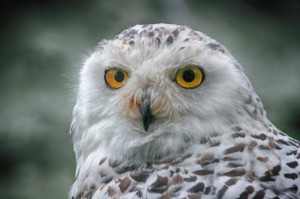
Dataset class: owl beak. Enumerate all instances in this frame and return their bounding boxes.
[140,99,154,132]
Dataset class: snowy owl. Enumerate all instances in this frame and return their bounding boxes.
[69,24,300,199]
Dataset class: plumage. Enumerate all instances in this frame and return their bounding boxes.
[69,23,300,199]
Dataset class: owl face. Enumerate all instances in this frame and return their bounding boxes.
[74,24,264,164]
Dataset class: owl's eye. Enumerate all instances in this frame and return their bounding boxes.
[175,66,205,89]
[105,68,129,89]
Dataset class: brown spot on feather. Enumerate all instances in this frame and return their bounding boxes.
[187,182,205,193]
[155,37,161,47]
[224,143,246,154]
[222,169,246,177]
[246,185,255,194]
[222,156,238,161]
[197,154,219,166]
[225,178,238,186]
[166,35,174,45]
[135,190,142,198]
[253,190,265,199]
[73,192,83,199]
[204,186,211,194]
[284,173,298,180]
[107,186,116,197]
[179,46,185,51]
[130,172,149,182]
[172,174,183,184]
[128,40,134,46]
[259,145,271,150]
[148,31,154,37]
[100,175,113,184]
[115,166,135,174]
[150,175,168,188]
[108,159,121,168]
[206,43,225,53]
[200,137,208,144]
[193,169,214,175]
[217,178,237,198]
[276,139,290,146]
[259,165,281,181]
[232,126,242,132]
[248,141,257,151]
[268,136,276,149]
[287,150,297,155]
[251,133,267,141]
[187,194,201,199]
[184,175,197,182]
[227,162,245,168]
[287,161,298,168]
[288,140,299,147]
[119,177,131,193]
[289,184,298,192]
[170,153,192,164]
[161,192,171,199]
[218,186,228,198]
[99,157,107,165]
[172,29,179,37]
[257,156,269,162]
[232,132,246,138]
[210,140,220,147]
[238,191,249,199]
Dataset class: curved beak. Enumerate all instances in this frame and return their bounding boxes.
[140,99,155,131]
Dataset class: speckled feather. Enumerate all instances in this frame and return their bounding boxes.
[69,24,300,199]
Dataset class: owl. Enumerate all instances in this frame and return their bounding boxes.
[69,24,300,199]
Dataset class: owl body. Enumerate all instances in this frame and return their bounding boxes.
[70,24,300,199]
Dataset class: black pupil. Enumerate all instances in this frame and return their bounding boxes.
[182,70,195,82]
[114,71,124,82]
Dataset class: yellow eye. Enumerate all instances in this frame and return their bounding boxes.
[175,66,205,89]
[104,68,129,89]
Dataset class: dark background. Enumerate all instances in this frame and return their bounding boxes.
[0,0,299,198]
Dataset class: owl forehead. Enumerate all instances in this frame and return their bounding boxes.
[116,24,198,46]
[97,24,229,68]
[114,24,215,47]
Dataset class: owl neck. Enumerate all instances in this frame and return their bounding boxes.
[71,115,273,199]
[76,112,270,172]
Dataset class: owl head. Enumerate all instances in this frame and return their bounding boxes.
[71,23,266,169]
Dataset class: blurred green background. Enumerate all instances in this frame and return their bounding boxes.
[0,0,299,198]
